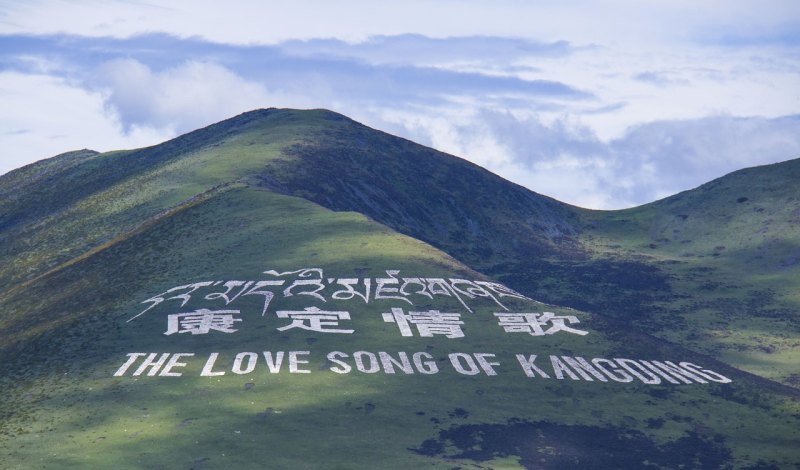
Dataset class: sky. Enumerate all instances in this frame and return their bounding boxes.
[1,1,799,209]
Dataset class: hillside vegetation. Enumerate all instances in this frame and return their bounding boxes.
[1,109,798,468]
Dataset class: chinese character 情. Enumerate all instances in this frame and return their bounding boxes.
[382,308,464,338]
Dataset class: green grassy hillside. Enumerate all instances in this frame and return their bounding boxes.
[0,110,330,290]
[470,160,800,386]
[573,160,800,386]
[1,109,799,468]
[204,109,799,388]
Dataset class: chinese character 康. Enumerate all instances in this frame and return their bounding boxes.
[164,309,242,335]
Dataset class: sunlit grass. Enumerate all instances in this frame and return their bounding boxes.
[2,110,799,468]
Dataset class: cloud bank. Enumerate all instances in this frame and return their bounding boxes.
[1,2,798,209]
[407,111,800,208]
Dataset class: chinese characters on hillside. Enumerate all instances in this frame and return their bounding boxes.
[115,267,735,386]
[128,268,588,339]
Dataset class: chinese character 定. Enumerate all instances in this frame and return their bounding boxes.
[276,307,354,334]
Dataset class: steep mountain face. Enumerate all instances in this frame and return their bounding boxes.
[1,109,798,469]
[219,110,800,387]
[0,110,318,289]
[251,114,583,259]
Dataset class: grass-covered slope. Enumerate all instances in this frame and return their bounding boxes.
[1,108,799,468]
[0,110,370,290]
[1,184,798,469]
[578,159,800,386]
[216,109,799,388]
[251,113,583,262]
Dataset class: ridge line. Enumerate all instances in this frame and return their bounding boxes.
[1,181,244,302]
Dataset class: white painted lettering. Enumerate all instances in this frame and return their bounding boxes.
[232,352,258,375]
[327,351,352,374]
[262,351,284,373]
[474,353,500,376]
[412,352,439,374]
[449,353,480,375]
[560,356,607,382]
[678,362,732,383]
[201,352,226,377]
[114,353,146,377]
[354,351,380,373]
[614,358,661,384]
[550,355,579,380]
[133,353,170,376]
[591,358,633,383]
[379,352,414,374]
[289,351,311,374]
[515,354,551,379]
[159,353,194,377]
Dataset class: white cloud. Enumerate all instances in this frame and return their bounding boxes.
[1,3,798,208]
[2,1,798,46]
[515,45,800,140]
[0,59,315,175]
[93,59,293,134]
[614,115,800,180]
[378,108,800,209]
[0,70,169,175]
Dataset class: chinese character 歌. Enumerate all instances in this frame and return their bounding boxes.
[494,311,588,336]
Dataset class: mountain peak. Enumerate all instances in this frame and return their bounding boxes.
[211,107,356,131]
[2,109,800,468]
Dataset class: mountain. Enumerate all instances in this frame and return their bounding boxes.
[576,159,800,386]
[1,108,798,469]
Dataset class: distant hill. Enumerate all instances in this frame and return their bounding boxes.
[1,109,798,468]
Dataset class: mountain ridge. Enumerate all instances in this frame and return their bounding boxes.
[1,108,799,468]
[2,108,798,387]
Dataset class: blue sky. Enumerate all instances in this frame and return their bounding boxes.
[1,1,799,209]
